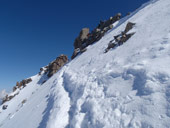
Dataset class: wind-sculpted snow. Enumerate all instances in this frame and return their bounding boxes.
[1,0,170,127]
[60,67,170,127]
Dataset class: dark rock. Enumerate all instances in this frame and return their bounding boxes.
[39,68,44,75]
[48,54,68,77]
[44,69,48,74]
[105,41,117,53]
[2,94,15,104]
[8,95,14,100]
[71,48,80,60]
[124,22,136,34]
[103,25,113,32]
[111,13,121,23]
[127,12,131,16]
[45,66,48,68]
[114,22,136,44]
[42,80,47,84]
[74,28,90,49]
[118,32,135,45]
[114,33,122,42]
[40,68,43,72]
[16,82,20,87]
[2,95,8,104]
[79,28,90,41]
[22,99,27,104]
[97,13,121,30]
[105,22,136,53]
[19,81,23,88]
[15,78,32,89]
[26,78,32,84]
[21,80,26,87]
[72,13,122,59]
[80,48,87,53]
[2,105,8,110]
[13,86,17,92]
[97,20,104,29]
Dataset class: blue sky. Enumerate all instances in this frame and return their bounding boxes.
[0,0,148,91]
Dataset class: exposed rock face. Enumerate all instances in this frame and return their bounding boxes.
[74,28,90,49]
[16,82,20,87]
[97,13,121,30]
[2,105,8,110]
[2,95,13,104]
[117,32,135,45]
[13,86,17,92]
[2,95,8,104]
[71,48,80,59]
[71,13,121,59]
[2,92,19,105]
[47,54,68,77]
[39,55,68,77]
[126,12,131,16]
[124,22,136,34]
[105,22,136,52]
[105,41,117,53]
[18,78,32,88]
[39,68,44,75]
[22,99,27,104]
[79,28,90,41]
[13,78,32,92]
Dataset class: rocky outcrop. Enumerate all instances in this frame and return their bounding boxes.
[105,41,117,53]
[42,54,69,77]
[47,54,68,77]
[117,32,135,45]
[2,95,8,104]
[1,91,19,105]
[13,86,17,92]
[2,105,8,110]
[71,13,122,59]
[71,48,80,59]
[15,78,32,89]
[12,78,32,93]
[39,68,44,75]
[2,54,68,105]
[2,95,14,104]
[22,99,27,104]
[124,22,136,34]
[74,28,90,49]
[39,54,68,77]
[97,13,121,30]
[115,22,136,45]
[105,22,136,52]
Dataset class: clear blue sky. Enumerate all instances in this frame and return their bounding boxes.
[0,0,148,91]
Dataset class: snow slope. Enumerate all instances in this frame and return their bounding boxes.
[1,0,170,127]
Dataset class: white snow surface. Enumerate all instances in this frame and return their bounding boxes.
[1,0,170,127]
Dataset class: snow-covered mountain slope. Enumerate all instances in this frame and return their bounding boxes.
[1,0,170,127]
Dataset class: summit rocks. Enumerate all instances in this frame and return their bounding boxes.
[47,54,68,77]
[71,13,121,59]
